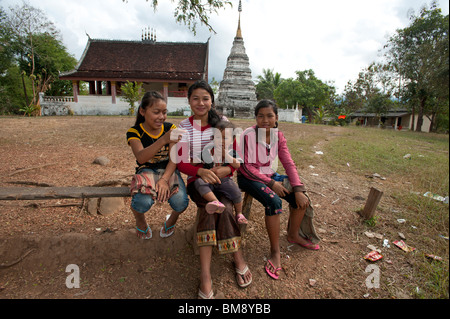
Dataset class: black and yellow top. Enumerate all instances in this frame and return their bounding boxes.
[126,122,176,171]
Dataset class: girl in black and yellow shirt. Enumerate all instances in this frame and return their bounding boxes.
[126,91,189,239]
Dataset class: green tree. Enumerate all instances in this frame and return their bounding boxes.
[295,69,334,123]
[383,1,449,132]
[17,32,77,97]
[365,92,393,127]
[121,81,144,116]
[273,78,303,109]
[256,68,282,100]
[4,2,65,115]
[123,0,232,35]
[0,8,14,74]
[209,77,220,94]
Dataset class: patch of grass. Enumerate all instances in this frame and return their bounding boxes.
[324,127,449,193]
[323,126,449,299]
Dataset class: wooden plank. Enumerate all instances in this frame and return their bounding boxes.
[361,187,383,220]
[240,193,253,234]
[0,187,130,201]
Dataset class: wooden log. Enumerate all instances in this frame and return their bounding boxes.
[0,187,130,201]
[361,187,383,220]
[240,193,253,234]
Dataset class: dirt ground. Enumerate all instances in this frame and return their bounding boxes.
[0,116,432,300]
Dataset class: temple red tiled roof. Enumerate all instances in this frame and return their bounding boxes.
[60,38,209,82]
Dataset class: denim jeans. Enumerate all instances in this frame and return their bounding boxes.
[131,169,189,214]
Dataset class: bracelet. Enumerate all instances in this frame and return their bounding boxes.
[160,177,169,184]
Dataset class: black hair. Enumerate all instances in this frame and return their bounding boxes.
[134,91,165,126]
[254,99,278,117]
[188,80,222,127]
[215,120,236,131]
[254,100,279,142]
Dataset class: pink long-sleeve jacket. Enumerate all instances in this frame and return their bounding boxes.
[238,125,306,193]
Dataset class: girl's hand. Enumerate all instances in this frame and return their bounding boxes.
[295,192,309,210]
[155,177,170,202]
[210,166,232,179]
[271,181,289,197]
[197,168,221,185]
[165,128,186,144]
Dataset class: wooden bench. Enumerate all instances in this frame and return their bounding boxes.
[0,186,255,255]
[0,187,131,201]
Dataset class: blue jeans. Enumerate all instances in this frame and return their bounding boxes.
[131,169,189,214]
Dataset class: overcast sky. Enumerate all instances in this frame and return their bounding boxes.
[1,0,448,94]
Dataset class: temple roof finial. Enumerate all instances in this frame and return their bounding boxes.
[236,0,242,38]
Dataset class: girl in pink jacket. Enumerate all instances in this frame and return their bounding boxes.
[237,99,319,280]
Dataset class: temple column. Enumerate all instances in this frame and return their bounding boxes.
[111,81,117,104]
[88,81,95,95]
[163,82,169,102]
[96,81,102,95]
[72,80,79,103]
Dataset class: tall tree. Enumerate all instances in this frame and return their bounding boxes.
[5,2,60,114]
[17,32,77,96]
[4,2,76,115]
[295,69,334,123]
[383,1,449,132]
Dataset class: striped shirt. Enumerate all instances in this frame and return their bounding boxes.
[177,116,232,184]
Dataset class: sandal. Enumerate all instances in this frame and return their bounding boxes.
[287,239,320,250]
[160,215,175,238]
[198,280,214,299]
[236,213,248,225]
[136,225,152,240]
[235,264,252,288]
[265,259,282,280]
[205,200,225,214]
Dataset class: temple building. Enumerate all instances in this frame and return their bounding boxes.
[45,30,209,115]
[215,1,257,118]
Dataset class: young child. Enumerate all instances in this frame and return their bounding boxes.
[237,99,319,280]
[194,120,247,225]
[126,91,189,239]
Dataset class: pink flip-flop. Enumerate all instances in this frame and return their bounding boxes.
[236,213,248,225]
[265,260,282,280]
[205,200,225,214]
[288,239,320,250]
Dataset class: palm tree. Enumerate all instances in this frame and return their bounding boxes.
[256,68,282,100]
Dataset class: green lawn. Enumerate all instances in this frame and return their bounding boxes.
[322,126,449,299]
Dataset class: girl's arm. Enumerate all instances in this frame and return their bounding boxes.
[239,133,274,186]
[224,149,241,170]
[156,143,177,202]
[277,133,306,192]
[130,129,178,165]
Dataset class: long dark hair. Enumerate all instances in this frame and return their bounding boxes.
[254,99,278,117]
[254,99,279,143]
[134,91,165,126]
[254,99,279,128]
[188,80,222,127]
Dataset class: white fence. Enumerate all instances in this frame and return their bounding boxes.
[40,93,303,123]
[40,93,190,116]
